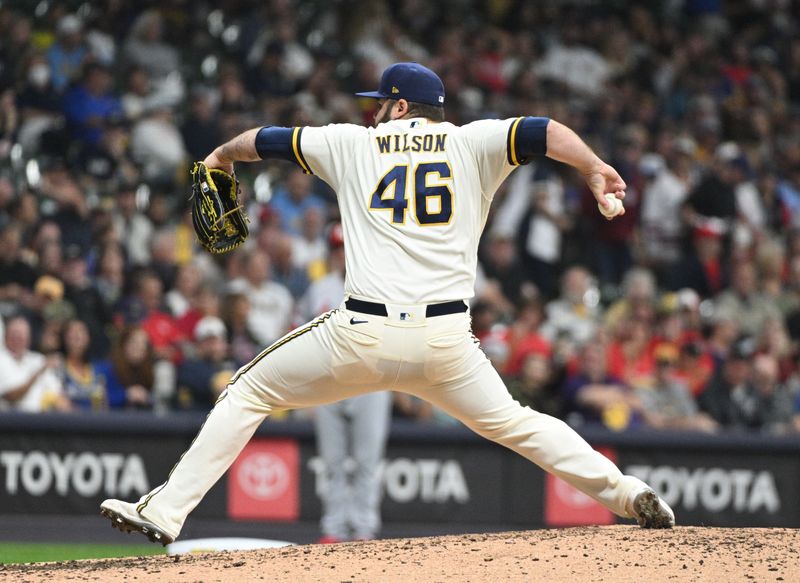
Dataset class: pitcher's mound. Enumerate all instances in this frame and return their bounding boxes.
[4,526,798,582]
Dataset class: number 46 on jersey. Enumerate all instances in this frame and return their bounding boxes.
[369,162,453,226]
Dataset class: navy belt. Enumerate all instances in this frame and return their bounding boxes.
[345,298,468,318]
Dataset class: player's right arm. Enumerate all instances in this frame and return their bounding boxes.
[465,116,625,216]
[544,120,626,216]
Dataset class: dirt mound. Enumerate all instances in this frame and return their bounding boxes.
[3,526,798,583]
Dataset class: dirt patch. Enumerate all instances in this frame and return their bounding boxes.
[2,526,798,583]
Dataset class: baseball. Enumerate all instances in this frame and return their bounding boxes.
[598,193,623,218]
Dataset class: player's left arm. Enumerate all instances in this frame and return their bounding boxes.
[202,124,363,188]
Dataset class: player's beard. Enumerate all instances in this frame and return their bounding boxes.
[374,101,392,126]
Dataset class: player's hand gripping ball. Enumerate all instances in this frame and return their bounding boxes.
[190,161,250,254]
[597,193,624,219]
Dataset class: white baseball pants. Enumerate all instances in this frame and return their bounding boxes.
[133,302,649,539]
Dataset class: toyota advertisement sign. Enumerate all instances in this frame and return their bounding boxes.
[2,416,800,528]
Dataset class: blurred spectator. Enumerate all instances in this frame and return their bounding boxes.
[0,315,68,412]
[130,108,187,184]
[673,340,715,398]
[540,266,599,354]
[636,343,717,433]
[61,248,109,358]
[95,326,156,409]
[228,249,293,347]
[268,168,327,235]
[122,10,181,82]
[291,207,328,277]
[0,223,38,316]
[94,243,125,311]
[503,297,551,379]
[61,62,122,147]
[698,336,756,428]
[507,351,561,418]
[604,267,657,334]
[682,143,741,241]
[174,316,237,412]
[639,137,697,278]
[166,263,202,318]
[222,292,259,366]
[714,260,781,337]
[47,14,88,93]
[479,232,537,310]
[670,219,728,297]
[111,181,154,266]
[607,318,656,390]
[59,319,107,410]
[492,159,568,298]
[180,88,222,162]
[268,234,310,300]
[563,343,644,431]
[127,271,184,362]
[16,53,63,153]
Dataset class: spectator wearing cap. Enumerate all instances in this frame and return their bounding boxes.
[714,260,781,338]
[697,336,756,427]
[47,14,88,93]
[669,218,728,297]
[174,316,237,412]
[0,315,68,413]
[637,343,717,433]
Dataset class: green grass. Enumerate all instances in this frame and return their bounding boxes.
[0,542,166,564]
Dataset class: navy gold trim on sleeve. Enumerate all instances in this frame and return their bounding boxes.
[507,116,550,166]
[255,126,313,174]
[292,127,313,175]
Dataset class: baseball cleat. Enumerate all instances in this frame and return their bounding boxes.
[100,499,174,546]
[632,489,675,529]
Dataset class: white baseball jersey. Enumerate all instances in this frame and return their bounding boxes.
[111,114,666,543]
[297,118,521,304]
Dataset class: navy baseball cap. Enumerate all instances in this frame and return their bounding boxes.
[356,62,445,106]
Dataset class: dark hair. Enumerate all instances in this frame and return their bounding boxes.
[405,101,445,122]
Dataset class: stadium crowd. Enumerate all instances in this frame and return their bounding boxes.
[1,0,800,435]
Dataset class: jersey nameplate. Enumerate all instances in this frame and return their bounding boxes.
[376,134,447,154]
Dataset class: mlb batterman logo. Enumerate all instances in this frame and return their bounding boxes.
[237,452,289,500]
[227,439,300,521]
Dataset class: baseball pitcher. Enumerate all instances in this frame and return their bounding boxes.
[101,62,673,544]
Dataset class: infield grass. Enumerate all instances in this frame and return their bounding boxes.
[0,542,165,564]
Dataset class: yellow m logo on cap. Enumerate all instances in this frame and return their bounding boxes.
[391,86,400,94]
